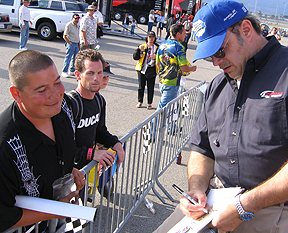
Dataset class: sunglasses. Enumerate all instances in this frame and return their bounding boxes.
[213,26,235,58]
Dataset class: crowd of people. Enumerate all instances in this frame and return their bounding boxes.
[6,0,288,232]
[261,25,283,40]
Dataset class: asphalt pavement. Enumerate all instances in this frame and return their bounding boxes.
[1,22,288,232]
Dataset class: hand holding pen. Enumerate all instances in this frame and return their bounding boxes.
[173,184,208,214]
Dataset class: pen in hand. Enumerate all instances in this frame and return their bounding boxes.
[172,184,208,214]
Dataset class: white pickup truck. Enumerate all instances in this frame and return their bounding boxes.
[0,0,87,40]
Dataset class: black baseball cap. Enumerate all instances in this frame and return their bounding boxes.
[147,31,156,37]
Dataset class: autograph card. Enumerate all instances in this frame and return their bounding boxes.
[168,187,242,233]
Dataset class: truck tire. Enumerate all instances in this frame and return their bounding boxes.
[37,22,57,40]
[114,12,121,21]
[138,15,147,24]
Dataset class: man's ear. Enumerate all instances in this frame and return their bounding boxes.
[241,19,253,38]
[9,86,22,103]
[75,70,81,81]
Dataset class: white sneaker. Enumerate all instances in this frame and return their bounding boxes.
[20,47,28,50]
[61,72,69,78]
[69,71,75,76]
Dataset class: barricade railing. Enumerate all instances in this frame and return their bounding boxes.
[152,81,205,203]
[3,81,205,233]
[82,107,166,233]
[81,81,205,233]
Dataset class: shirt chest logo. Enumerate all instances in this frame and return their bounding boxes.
[77,113,100,128]
[260,90,283,98]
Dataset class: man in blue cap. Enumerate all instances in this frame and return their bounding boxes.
[154,0,288,232]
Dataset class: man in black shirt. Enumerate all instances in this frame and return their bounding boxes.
[0,50,85,231]
[155,0,288,232]
[73,49,125,169]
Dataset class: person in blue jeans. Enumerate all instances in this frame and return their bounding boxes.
[148,9,155,32]
[131,18,137,35]
[156,24,196,110]
[19,0,31,50]
[153,24,196,135]
[62,14,80,78]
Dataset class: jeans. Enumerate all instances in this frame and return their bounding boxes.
[148,22,153,32]
[19,21,29,49]
[62,42,79,73]
[131,25,135,34]
[123,23,128,31]
[152,83,180,138]
[191,31,196,41]
[157,83,179,110]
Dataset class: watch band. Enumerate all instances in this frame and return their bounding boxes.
[235,194,255,221]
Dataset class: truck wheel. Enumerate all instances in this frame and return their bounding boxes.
[114,12,121,21]
[37,22,57,40]
[138,15,147,24]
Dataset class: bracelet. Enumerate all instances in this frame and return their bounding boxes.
[87,148,93,160]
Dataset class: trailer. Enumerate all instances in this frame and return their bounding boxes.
[108,0,202,24]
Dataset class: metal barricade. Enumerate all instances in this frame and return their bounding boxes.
[152,81,205,203]
[81,81,205,232]
[81,107,166,233]
[3,82,205,233]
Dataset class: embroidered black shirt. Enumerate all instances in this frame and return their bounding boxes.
[0,99,75,231]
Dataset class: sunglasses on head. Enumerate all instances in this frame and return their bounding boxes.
[213,26,235,59]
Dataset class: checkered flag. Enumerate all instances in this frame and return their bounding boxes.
[65,199,89,232]
[65,218,89,233]
[142,122,152,155]
[182,95,189,116]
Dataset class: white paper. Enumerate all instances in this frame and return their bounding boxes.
[15,195,97,221]
[168,187,242,233]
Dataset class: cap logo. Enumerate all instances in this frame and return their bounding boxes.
[224,9,237,21]
[193,19,206,37]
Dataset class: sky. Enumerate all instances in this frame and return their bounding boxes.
[204,0,288,16]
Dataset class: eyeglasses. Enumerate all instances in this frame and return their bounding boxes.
[213,26,235,58]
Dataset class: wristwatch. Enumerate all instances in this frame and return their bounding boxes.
[235,194,255,221]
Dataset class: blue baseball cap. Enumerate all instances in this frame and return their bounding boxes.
[192,0,248,62]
